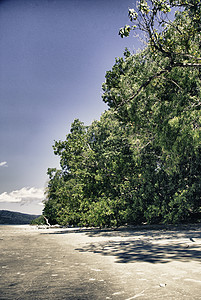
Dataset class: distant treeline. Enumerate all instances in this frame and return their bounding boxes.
[0,210,40,225]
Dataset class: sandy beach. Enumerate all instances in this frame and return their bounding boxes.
[1,224,201,299]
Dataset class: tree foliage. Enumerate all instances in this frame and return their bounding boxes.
[119,1,201,63]
[103,2,201,224]
[44,113,142,227]
[43,1,201,226]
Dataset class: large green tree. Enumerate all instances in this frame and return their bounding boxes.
[44,119,89,225]
[119,0,201,101]
[44,1,201,226]
[44,112,141,227]
[102,2,201,223]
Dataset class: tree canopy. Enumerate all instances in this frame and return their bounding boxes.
[43,1,201,227]
[119,0,201,65]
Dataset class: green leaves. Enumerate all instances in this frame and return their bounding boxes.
[103,3,201,224]
[119,25,132,38]
[138,0,150,14]
[128,9,138,21]
[120,0,201,71]
[44,1,201,227]
[152,0,171,12]
[44,111,141,227]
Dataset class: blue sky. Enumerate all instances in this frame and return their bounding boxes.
[0,0,140,214]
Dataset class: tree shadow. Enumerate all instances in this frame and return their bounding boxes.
[41,224,201,264]
[75,238,201,263]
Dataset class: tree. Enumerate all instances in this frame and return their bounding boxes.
[119,0,201,100]
[44,1,201,226]
[102,4,201,223]
[44,112,144,227]
[43,120,89,225]
[85,110,140,226]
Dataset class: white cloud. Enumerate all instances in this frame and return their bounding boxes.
[0,161,8,167]
[0,187,45,205]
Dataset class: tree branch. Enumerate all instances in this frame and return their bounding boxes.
[118,66,172,107]
[117,58,201,108]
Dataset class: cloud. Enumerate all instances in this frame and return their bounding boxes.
[0,187,45,206]
[0,161,8,167]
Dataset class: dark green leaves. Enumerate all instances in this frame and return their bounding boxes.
[44,2,201,227]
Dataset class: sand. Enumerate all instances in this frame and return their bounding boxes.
[0,224,201,299]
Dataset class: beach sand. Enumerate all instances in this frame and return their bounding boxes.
[0,224,201,299]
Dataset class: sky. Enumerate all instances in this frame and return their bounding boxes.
[0,0,140,215]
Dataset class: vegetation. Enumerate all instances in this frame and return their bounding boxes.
[0,210,40,225]
[30,215,46,225]
[43,0,201,227]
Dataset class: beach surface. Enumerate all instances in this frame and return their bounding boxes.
[0,224,201,299]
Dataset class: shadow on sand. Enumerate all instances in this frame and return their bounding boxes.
[41,224,201,264]
[75,238,201,264]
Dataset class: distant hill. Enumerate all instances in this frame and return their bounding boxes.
[0,210,40,225]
